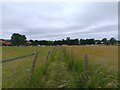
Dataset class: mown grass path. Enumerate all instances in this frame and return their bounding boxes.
[42,47,77,88]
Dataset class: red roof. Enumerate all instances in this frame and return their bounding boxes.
[0,40,11,45]
[4,42,11,45]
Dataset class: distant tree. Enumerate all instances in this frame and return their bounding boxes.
[80,39,95,45]
[62,39,66,44]
[74,38,79,45]
[28,39,34,46]
[11,33,27,46]
[118,40,120,45]
[33,40,39,45]
[39,40,48,45]
[86,39,95,45]
[80,39,85,45]
[29,39,33,42]
[109,37,117,45]
[53,40,62,45]
[47,41,53,46]
[101,38,108,45]
[66,37,70,45]
[69,38,79,45]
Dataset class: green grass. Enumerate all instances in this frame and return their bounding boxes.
[2,46,53,88]
[2,46,118,88]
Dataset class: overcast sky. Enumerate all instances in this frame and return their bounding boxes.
[2,2,118,40]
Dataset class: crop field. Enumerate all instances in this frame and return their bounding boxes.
[2,46,118,88]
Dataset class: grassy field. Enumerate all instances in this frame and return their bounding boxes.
[2,46,53,88]
[2,46,118,88]
[65,46,118,72]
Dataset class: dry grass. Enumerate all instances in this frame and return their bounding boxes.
[65,45,118,72]
[63,45,118,88]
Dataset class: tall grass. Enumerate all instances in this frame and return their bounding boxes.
[2,46,53,88]
[2,46,118,88]
[63,46,118,88]
[29,47,56,88]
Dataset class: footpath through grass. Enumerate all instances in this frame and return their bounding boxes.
[36,46,118,88]
[38,47,77,88]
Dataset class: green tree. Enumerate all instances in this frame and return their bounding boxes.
[11,33,27,46]
[109,37,117,45]
[101,38,108,45]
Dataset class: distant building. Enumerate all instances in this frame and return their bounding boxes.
[0,39,11,46]
[4,41,11,45]
[26,41,31,44]
[26,41,32,46]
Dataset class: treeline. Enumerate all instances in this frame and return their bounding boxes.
[29,37,119,46]
[2,33,120,46]
[29,38,79,46]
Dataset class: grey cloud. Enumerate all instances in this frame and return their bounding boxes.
[2,2,118,40]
